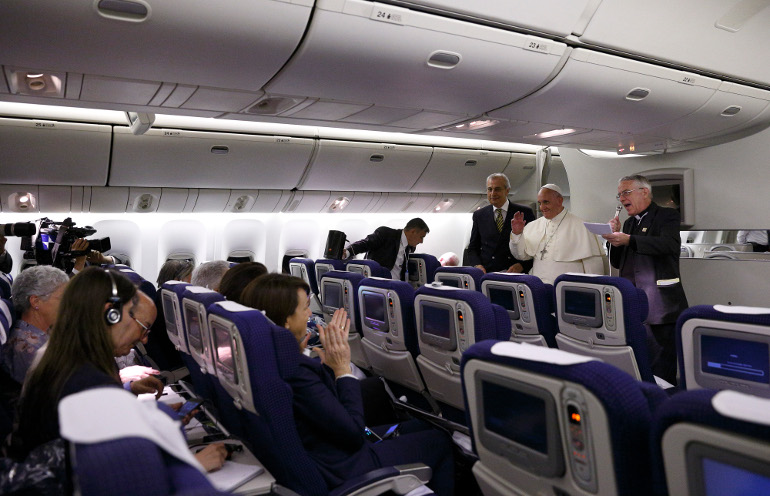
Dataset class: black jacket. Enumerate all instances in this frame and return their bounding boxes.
[465,203,535,273]
[609,202,689,325]
[349,226,409,272]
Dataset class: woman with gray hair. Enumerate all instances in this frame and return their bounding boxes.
[1,266,69,384]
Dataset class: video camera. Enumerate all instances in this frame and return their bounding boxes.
[22,217,111,272]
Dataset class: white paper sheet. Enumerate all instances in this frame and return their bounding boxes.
[583,222,613,235]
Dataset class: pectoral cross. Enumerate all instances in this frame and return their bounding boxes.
[540,248,547,260]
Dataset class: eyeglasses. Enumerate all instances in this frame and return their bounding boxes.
[129,312,151,337]
[616,188,644,200]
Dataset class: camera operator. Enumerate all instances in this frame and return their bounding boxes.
[70,239,123,274]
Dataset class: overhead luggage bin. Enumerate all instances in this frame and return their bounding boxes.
[410,148,512,193]
[0,118,111,186]
[642,82,770,142]
[404,0,601,37]
[580,0,770,87]
[490,49,721,136]
[265,0,568,116]
[0,0,313,92]
[302,140,432,192]
[110,127,315,189]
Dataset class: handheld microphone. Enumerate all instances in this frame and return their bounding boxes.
[614,205,622,218]
[0,223,36,237]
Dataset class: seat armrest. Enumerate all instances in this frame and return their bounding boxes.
[329,463,432,496]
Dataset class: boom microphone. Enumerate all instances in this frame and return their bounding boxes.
[0,223,36,237]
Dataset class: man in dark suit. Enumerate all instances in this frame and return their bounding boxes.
[465,173,535,273]
[346,218,429,280]
[603,174,689,385]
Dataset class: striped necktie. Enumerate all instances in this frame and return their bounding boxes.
[495,208,504,233]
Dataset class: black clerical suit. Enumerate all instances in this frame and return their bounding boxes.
[466,202,535,273]
[349,227,411,279]
[609,202,688,384]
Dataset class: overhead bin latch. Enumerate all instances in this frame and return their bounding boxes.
[427,51,462,70]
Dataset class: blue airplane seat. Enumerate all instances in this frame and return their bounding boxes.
[314,258,346,287]
[0,297,14,346]
[111,265,157,300]
[0,272,12,300]
[319,270,369,371]
[414,284,510,413]
[357,277,439,411]
[433,266,484,291]
[676,304,770,398]
[651,388,770,496]
[179,286,225,406]
[462,340,668,496]
[59,388,227,496]
[289,257,318,295]
[480,272,558,348]
[345,259,392,279]
[406,253,440,288]
[554,273,655,384]
[206,300,431,496]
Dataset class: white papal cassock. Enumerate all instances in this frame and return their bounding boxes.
[509,209,605,284]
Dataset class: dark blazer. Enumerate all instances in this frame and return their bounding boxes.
[0,252,11,274]
[609,202,689,325]
[466,202,535,273]
[349,226,410,272]
[289,355,379,489]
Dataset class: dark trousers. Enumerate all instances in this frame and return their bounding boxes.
[371,419,455,496]
[646,322,677,386]
[750,242,769,252]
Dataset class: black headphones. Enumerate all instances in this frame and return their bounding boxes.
[104,269,123,326]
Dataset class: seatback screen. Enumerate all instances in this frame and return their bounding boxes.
[488,286,520,320]
[323,281,342,310]
[422,303,451,339]
[211,320,237,385]
[184,303,203,353]
[700,334,769,384]
[290,264,302,278]
[483,381,547,454]
[161,293,178,337]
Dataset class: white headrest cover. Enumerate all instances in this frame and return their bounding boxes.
[712,390,770,427]
[491,341,598,365]
[187,286,217,295]
[713,304,770,315]
[59,388,205,472]
[215,300,257,313]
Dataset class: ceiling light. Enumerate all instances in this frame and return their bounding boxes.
[7,69,65,97]
[432,198,455,212]
[529,128,576,139]
[445,118,499,132]
[579,149,644,158]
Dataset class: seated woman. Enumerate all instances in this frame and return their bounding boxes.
[12,267,226,471]
[218,261,267,304]
[1,266,69,384]
[241,273,454,496]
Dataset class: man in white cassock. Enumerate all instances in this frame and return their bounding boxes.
[508,184,605,284]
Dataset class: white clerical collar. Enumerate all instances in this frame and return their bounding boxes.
[548,208,568,224]
[634,212,648,222]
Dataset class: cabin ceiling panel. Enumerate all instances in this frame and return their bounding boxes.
[442,193,486,213]
[581,0,770,86]
[340,106,422,125]
[490,49,721,136]
[250,190,289,213]
[302,139,433,192]
[192,189,231,212]
[88,187,129,213]
[38,186,74,213]
[403,0,601,37]
[0,0,313,92]
[109,127,315,189]
[369,193,438,213]
[0,118,111,186]
[157,189,193,213]
[265,0,568,116]
[410,148,512,193]
[283,191,333,213]
[179,88,262,113]
[80,76,161,105]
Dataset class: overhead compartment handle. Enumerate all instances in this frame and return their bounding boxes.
[426,51,461,70]
[96,0,150,22]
